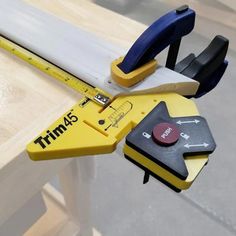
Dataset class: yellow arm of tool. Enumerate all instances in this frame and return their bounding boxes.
[27,93,209,190]
[28,93,201,160]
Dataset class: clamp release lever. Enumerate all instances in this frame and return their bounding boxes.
[111,5,195,87]
[175,35,229,97]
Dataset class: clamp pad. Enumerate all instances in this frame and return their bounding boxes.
[111,57,157,87]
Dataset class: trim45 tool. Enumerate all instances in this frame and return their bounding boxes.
[0,4,228,191]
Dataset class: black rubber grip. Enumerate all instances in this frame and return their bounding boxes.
[178,35,229,84]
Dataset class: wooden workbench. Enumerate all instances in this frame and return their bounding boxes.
[0,0,147,235]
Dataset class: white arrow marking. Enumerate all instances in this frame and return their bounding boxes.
[184,143,209,149]
[176,119,200,125]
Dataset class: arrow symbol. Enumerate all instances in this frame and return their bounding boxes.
[184,143,209,149]
[177,119,200,125]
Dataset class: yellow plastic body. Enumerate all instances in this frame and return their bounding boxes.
[27,93,209,190]
[111,56,157,87]
[123,145,207,190]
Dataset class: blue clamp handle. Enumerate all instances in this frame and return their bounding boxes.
[119,5,195,74]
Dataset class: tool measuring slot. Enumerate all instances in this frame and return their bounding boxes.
[0,35,112,106]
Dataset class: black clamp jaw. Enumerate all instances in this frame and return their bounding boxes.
[124,102,216,192]
[175,35,229,97]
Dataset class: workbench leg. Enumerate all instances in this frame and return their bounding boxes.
[59,157,95,236]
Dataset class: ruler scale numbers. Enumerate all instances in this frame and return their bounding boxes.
[0,36,111,106]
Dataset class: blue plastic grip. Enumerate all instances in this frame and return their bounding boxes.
[119,7,195,74]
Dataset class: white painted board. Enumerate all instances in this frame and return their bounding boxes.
[0,0,199,96]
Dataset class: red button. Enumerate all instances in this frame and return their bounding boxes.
[152,122,180,146]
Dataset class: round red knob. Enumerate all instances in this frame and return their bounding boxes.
[152,122,180,146]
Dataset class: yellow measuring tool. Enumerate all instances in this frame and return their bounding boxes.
[0,35,112,106]
[0,35,215,191]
